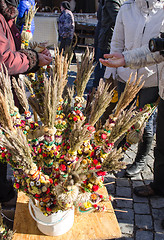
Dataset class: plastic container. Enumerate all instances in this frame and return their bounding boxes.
[29,199,74,236]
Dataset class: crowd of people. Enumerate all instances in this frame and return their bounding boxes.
[0,0,164,231]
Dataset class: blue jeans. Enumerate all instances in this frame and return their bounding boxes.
[93,47,109,88]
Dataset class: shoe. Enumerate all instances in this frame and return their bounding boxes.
[125,136,153,177]
[134,184,156,197]
[125,162,145,177]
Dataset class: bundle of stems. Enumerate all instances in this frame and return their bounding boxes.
[53,48,68,102]
[43,75,57,128]
[0,128,34,171]
[62,85,74,114]
[89,79,114,126]
[28,95,44,120]
[75,47,95,98]
[0,65,15,114]
[24,76,35,96]
[113,73,144,118]
[69,121,92,153]
[21,4,38,49]
[108,104,151,143]
[0,92,14,131]
[101,148,125,172]
[12,78,29,112]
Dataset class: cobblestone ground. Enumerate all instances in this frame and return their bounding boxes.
[3,54,164,239]
[105,139,164,240]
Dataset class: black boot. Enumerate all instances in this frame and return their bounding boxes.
[125,136,153,177]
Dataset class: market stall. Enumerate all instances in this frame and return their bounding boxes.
[32,12,97,48]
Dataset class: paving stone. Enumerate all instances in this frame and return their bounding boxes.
[123,156,133,165]
[115,169,127,178]
[116,186,132,198]
[135,230,153,240]
[150,198,164,208]
[128,144,137,152]
[155,233,164,240]
[141,168,154,180]
[148,150,154,158]
[146,155,154,169]
[134,203,150,214]
[116,178,130,187]
[154,220,164,234]
[132,180,144,188]
[135,214,153,230]
[105,183,115,195]
[143,179,153,185]
[119,223,134,235]
[133,194,149,203]
[115,209,134,223]
[152,208,164,220]
[125,151,136,160]
[116,199,133,209]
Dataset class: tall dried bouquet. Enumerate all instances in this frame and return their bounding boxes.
[0,49,156,215]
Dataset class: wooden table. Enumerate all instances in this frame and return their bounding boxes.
[13,187,121,240]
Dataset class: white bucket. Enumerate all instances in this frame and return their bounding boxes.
[28,199,74,236]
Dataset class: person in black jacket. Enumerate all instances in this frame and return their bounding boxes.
[93,0,123,89]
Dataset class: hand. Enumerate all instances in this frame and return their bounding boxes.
[38,53,52,67]
[41,48,52,57]
[99,53,125,68]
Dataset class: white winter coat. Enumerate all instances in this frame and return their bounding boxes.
[104,0,164,88]
[123,46,164,99]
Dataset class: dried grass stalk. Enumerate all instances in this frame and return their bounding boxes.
[0,92,14,131]
[89,79,114,126]
[43,75,57,128]
[28,96,44,120]
[53,48,69,102]
[0,64,15,113]
[101,148,125,172]
[12,77,29,112]
[76,47,95,98]
[0,128,34,171]
[108,104,151,143]
[24,76,35,95]
[69,122,91,153]
[114,73,144,118]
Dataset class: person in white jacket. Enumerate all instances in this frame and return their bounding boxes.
[104,0,164,177]
[100,47,164,197]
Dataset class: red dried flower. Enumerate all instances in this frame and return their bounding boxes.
[15,183,20,189]
[46,188,50,194]
[93,159,98,165]
[46,207,51,212]
[73,116,78,121]
[60,164,66,171]
[92,185,99,192]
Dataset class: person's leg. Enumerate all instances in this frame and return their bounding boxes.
[125,87,158,176]
[0,162,15,203]
[59,37,66,53]
[151,98,164,195]
[134,98,164,197]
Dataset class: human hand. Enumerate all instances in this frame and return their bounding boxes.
[38,53,52,67]
[99,53,125,68]
[41,48,52,57]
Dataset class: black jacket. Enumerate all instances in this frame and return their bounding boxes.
[98,0,123,51]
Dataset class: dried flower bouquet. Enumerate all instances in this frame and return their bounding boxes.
[0,49,157,216]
